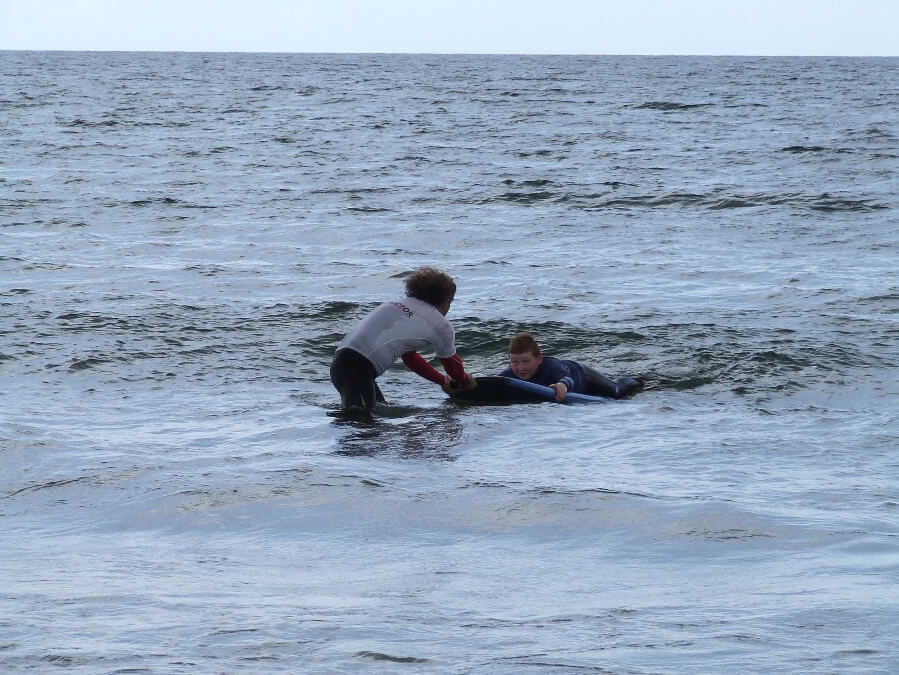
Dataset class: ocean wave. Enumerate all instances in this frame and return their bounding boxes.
[355,652,431,664]
[8,301,882,397]
[477,185,889,212]
[62,118,119,127]
[631,101,715,111]
[453,317,889,397]
[806,194,888,212]
[780,145,830,153]
[5,476,93,498]
[106,197,218,209]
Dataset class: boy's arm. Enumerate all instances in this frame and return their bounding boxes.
[542,358,575,391]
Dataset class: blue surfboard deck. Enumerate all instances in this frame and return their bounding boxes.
[449,376,610,405]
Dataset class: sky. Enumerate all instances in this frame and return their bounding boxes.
[1,0,897,56]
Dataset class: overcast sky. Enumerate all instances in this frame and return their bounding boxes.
[2,0,897,56]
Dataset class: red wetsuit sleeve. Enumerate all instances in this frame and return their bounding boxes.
[402,351,446,385]
[440,354,471,386]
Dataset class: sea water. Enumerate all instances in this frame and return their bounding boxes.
[1,51,898,673]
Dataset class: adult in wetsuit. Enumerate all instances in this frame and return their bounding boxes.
[330,267,475,413]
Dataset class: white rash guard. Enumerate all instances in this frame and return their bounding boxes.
[338,297,458,376]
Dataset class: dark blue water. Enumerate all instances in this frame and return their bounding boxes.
[2,51,898,673]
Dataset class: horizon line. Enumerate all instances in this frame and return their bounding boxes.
[3,48,897,58]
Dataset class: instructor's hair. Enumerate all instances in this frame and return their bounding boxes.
[509,333,541,357]
[404,267,456,307]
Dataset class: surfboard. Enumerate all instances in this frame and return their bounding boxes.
[448,376,610,405]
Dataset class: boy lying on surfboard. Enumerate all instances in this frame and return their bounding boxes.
[499,333,642,402]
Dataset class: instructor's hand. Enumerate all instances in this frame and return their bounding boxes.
[442,376,477,395]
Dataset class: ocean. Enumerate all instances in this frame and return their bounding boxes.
[1,51,897,673]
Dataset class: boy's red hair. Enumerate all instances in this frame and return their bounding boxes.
[509,333,541,357]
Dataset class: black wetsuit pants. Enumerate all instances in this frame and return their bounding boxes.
[582,366,642,399]
[330,348,386,412]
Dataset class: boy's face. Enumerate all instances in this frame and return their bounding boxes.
[509,351,542,380]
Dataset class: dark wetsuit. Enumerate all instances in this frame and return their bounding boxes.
[499,356,641,399]
[330,347,387,411]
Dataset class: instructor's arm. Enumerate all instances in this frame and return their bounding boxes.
[440,354,476,393]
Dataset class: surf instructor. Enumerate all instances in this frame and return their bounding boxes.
[330,266,476,414]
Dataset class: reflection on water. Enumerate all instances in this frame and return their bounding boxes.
[331,404,465,460]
